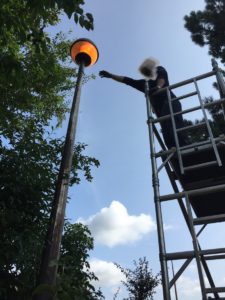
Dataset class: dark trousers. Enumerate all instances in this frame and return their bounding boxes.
[158,100,185,149]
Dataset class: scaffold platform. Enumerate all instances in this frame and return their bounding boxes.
[146,59,225,300]
[173,141,225,217]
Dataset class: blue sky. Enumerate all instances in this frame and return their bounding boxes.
[54,1,225,299]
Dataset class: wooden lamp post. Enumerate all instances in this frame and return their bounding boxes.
[36,39,98,300]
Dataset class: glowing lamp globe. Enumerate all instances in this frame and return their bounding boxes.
[70,38,99,67]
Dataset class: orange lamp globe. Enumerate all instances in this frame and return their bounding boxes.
[70,38,99,67]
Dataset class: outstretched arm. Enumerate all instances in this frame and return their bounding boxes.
[99,70,125,83]
[99,70,145,93]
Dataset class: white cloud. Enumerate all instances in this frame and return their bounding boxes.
[78,200,156,247]
[164,223,175,231]
[89,262,202,300]
[176,276,201,299]
[89,258,125,288]
[153,276,201,300]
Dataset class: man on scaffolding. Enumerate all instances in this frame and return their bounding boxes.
[99,57,186,149]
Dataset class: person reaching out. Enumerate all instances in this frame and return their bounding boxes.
[99,57,186,149]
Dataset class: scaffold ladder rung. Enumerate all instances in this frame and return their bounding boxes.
[180,139,212,150]
[171,91,198,102]
[183,161,218,171]
[193,79,222,168]
[176,121,206,132]
[193,214,225,225]
[166,248,225,260]
[170,78,222,174]
[205,254,225,260]
[206,287,225,293]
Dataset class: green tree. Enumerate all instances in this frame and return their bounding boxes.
[57,223,104,300]
[184,0,225,63]
[0,0,93,138]
[32,223,104,300]
[205,97,225,136]
[181,97,225,144]
[0,125,100,299]
[116,257,161,300]
[183,0,225,140]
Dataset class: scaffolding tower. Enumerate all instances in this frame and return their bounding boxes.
[146,59,225,300]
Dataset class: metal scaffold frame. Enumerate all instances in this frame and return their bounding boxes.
[146,59,225,300]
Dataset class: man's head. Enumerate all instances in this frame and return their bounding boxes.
[139,57,159,79]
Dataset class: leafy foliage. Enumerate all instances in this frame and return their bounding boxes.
[205,97,225,136]
[184,0,225,63]
[0,0,94,134]
[116,257,161,300]
[182,96,225,144]
[58,223,104,300]
[184,1,225,140]
[0,124,100,299]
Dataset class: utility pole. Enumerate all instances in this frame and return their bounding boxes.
[36,39,99,300]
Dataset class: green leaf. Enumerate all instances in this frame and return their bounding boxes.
[74,13,79,24]
[79,15,84,27]
[76,6,84,15]
[86,13,93,22]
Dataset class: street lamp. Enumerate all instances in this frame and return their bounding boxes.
[36,39,98,300]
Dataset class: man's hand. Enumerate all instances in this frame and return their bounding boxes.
[149,86,159,95]
[99,70,112,78]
